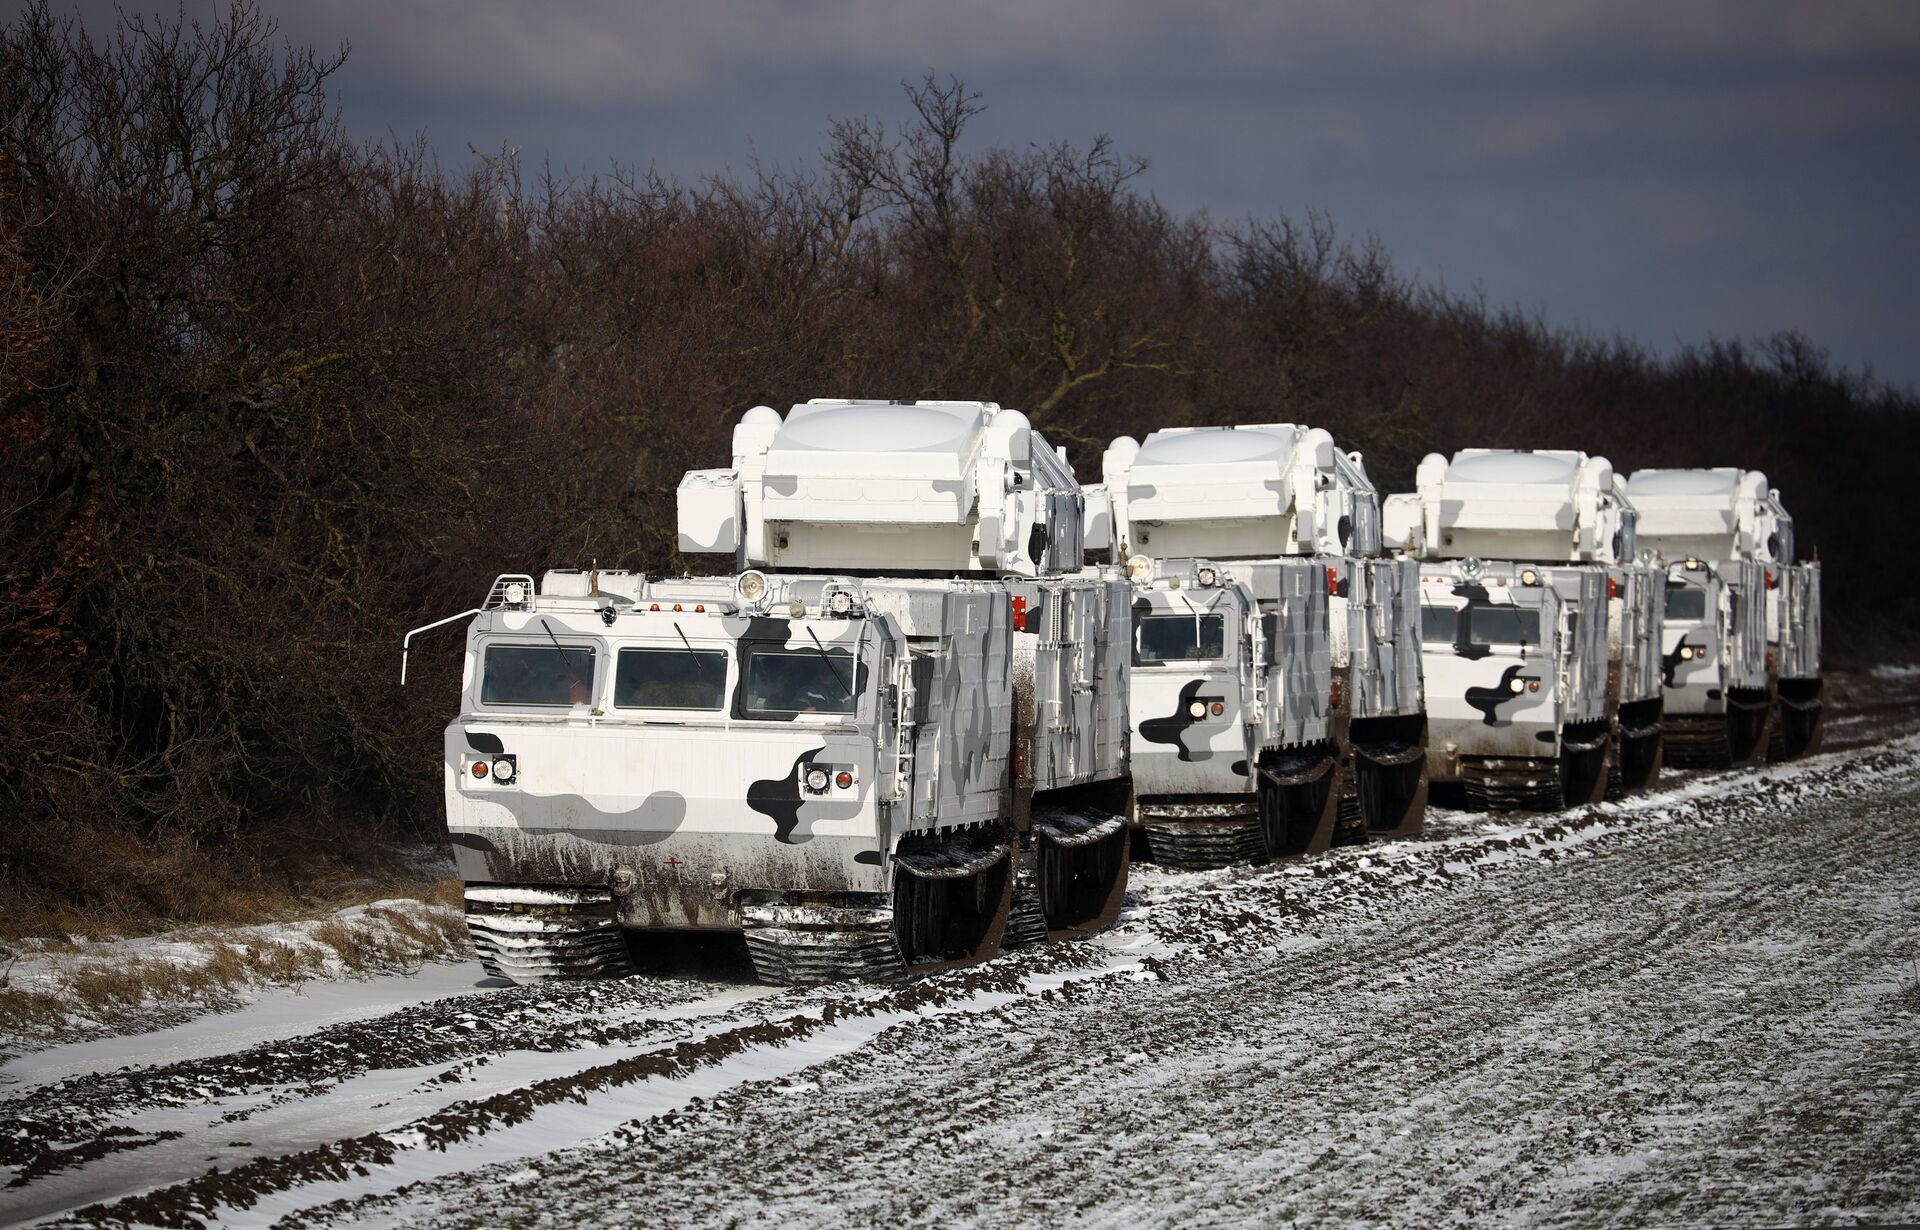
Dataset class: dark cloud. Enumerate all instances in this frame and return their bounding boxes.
[22,0,1920,385]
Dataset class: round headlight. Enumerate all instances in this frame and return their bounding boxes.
[1126,555,1154,582]
[1520,568,1539,587]
[829,590,853,615]
[1188,700,1206,719]
[491,758,516,783]
[805,768,829,791]
[737,570,768,603]
[503,583,527,605]
[1680,646,1694,660]
[1508,677,1526,694]
[1197,567,1217,587]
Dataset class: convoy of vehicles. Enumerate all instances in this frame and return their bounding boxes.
[404,403,1828,985]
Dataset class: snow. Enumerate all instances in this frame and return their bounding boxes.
[2,705,1917,1228]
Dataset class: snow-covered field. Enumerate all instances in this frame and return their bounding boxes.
[3,681,1917,1228]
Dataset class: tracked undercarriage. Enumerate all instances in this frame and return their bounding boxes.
[1606,698,1665,798]
[1665,689,1774,769]
[1769,679,1825,762]
[1346,715,1429,840]
[1460,722,1611,812]
[464,887,635,982]
[735,808,1128,985]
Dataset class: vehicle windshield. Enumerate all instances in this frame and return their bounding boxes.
[741,645,856,717]
[1420,606,1458,644]
[614,646,728,710]
[1134,614,1226,664]
[481,644,596,707]
[1469,606,1540,648]
[1666,587,1707,622]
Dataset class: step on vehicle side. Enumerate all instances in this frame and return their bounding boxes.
[1086,424,1428,869]
[1383,450,1624,811]
[401,400,1134,987]
[1624,467,1822,765]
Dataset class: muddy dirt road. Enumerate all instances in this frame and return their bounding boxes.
[4,681,1917,1228]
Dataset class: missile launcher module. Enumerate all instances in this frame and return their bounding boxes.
[1624,468,1823,764]
[1383,450,1629,810]
[1087,424,1427,867]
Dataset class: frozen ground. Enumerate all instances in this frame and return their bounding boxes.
[3,677,1916,1228]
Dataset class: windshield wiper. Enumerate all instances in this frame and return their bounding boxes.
[672,621,701,664]
[808,627,853,697]
[539,618,586,695]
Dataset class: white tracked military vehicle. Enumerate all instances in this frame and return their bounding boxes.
[1382,450,1618,810]
[407,400,1132,985]
[1083,424,1427,869]
[1623,468,1823,766]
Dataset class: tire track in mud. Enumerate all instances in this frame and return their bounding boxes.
[0,975,777,1197]
[7,732,1918,1228]
[295,742,1920,1229]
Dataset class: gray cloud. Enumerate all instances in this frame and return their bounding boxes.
[20,0,1920,386]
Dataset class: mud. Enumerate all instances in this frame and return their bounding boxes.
[2,669,1914,1229]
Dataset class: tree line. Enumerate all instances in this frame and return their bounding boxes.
[3,3,1914,929]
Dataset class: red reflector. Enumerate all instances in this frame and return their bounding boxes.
[1210,702,1224,716]
[649,603,660,611]
[471,760,488,778]
[694,605,705,612]
[1011,595,1028,632]
[835,771,853,789]
[673,603,683,612]
[1607,577,1618,600]
[1326,567,1339,595]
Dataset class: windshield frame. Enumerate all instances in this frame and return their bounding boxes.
[1467,604,1542,650]
[736,641,861,720]
[1133,612,1229,666]
[1665,585,1709,623]
[477,641,600,709]
[611,644,731,712]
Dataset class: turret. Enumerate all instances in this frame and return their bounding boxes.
[1384,449,1636,564]
[677,400,1085,577]
[1621,468,1793,564]
[1087,424,1382,562]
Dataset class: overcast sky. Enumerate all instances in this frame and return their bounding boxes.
[30,0,1920,388]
